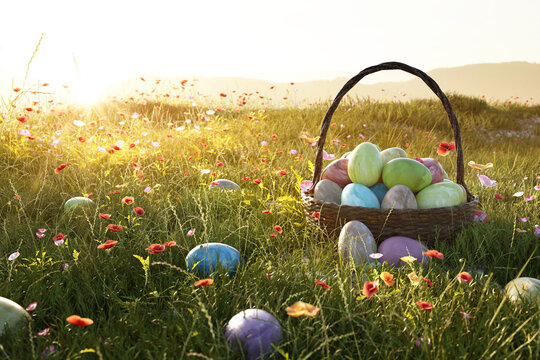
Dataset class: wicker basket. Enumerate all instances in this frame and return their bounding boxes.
[301,62,478,243]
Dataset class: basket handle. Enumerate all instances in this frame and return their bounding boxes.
[310,61,473,202]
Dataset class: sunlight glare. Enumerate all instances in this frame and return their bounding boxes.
[71,81,106,105]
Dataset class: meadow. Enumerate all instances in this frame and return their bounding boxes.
[0,82,539,360]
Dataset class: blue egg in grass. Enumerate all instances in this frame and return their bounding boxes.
[369,183,389,204]
[341,183,380,208]
[185,243,241,277]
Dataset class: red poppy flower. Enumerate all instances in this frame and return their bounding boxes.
[133,207,145,216]
[312,212,320,219]
[422,250,444,260]
[66,315,94,326]
[362,280,379,298]
[77,137,86,142]
[416,301,433,311]
[25,107,33,112]
[422,277,433,287]
[55,163,70,173]
[219,93,227,97]
[269,233,277,238]
[314,280,330,290]
[457,272,473,283]
[97,240,118,249]
[437,141,455,156]
[16,116,27,123]
[13,88,21,92]
[253,178,262,185]
[163,241,176,247]
[194,278,214,286]
[53,233,67,241]
[276,170,288,175]
[145,243,165,254]
[99,213,111,219]
[241,177,250,181]
[494,193,504,200]
[122,196,134,205]
[106,224,123,232]
[273,225,283,234]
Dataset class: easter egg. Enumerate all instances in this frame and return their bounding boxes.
[347,142,383,187]
[416,158,445,184]
[380,147,407,166]
[381,185,417,210]
[314,179,342,204]
[416,182,464,209]
[321,158,352,188]
[382,158,432,192]
[186,243,241,277]
[341,184,380,208]
[0,297,31,336]
[225,309,282,360]
[369,183,389,204]
[64,197,94,212]
[378,236,429,266]
[503,277,540,305]
[442,168,449,179]
[338,221,377,266]
[209,179,240,191]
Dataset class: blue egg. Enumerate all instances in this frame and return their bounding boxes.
[341,183,380,208]
[186,243,241,277]
[369,183,389,204]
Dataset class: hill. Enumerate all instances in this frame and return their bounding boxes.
[105,62,540,104]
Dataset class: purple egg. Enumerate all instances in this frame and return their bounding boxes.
[225,309,282,360]
[378,236,429,266]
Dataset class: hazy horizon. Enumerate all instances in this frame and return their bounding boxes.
[2,0,539,104]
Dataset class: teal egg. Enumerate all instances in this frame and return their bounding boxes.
[0,297,31,336]
[64,197,94,211]
[369,183,389,204]
[341,184,380,208]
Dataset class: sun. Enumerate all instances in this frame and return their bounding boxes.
[71,81,106,105]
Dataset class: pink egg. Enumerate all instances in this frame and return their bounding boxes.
[321,158,352,188]
[377,236,429,266]
[417,158,445,184]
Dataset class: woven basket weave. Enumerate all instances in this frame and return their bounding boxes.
[301,62,478,243]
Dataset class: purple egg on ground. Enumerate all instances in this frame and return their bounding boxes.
[377,236,429,266]
[225,309,282,360]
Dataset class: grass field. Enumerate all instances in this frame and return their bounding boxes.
[0,84,539,359]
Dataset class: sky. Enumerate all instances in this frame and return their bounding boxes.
[1,0,539,103]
